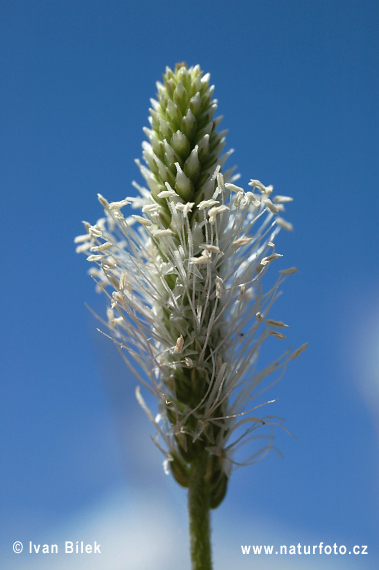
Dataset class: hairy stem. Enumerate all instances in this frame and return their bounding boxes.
[188,451,212,570]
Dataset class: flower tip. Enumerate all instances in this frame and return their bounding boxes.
[175,61,188,71]
[97,194,109,208]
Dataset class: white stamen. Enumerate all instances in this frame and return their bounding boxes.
[97,194,109,208]
[76,243,91,253]
[261,253,283,265]
[276,217,294,231]
[248,180,273,195]
[119,272,127,291]
[132,215,152,227]
[208,204,229,224]
[291,342,308,359]
[215,276,223,299]
[224,183,244,193]
[198,199,219,210]
[269,331,286,340]
[142,204,160,213]
[90,242,112,252]
[232,237,253,247]
[190,254,211,264]
[263,198,279,215]
[152,229,174,237]
[273,195,293,204]
[245,192,260,206]
[89,226,102,238]
[200,244,221,253]
[174,335,184,354]
[175,202,194,216]
[157,189,178,198]
[74,234,91,243]
[279,267,298,275]
[265,319,288,328]
[109,198,131,210]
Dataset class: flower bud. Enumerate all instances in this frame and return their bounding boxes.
[137,63,233,226]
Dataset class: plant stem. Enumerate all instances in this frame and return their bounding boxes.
[188,451,212,570]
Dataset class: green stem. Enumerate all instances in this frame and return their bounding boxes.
[188,451,212,570]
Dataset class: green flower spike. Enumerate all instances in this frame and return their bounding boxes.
[137,63,236,229]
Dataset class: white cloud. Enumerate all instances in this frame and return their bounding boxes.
[345,286,379,428]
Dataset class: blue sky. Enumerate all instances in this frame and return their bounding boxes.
[1,1,378,568]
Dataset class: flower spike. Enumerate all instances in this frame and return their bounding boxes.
[76,63,306,570]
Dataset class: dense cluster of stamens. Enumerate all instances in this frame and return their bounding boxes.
[76,64,306,509]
